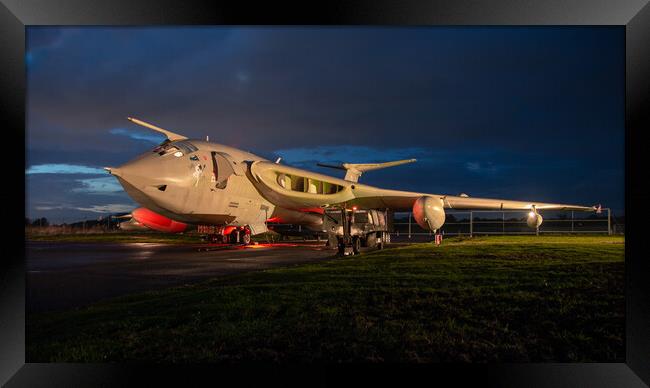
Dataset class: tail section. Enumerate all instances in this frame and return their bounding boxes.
[317,158,416,182]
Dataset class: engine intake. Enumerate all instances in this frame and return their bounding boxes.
[412,196,446,232]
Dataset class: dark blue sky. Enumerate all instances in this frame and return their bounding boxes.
[25,27,624,222]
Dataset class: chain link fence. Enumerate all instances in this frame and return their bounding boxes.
[392,208,621,240]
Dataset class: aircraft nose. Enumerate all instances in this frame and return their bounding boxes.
[104,167,121,177]
[109,150,195,216]
[112,156,162,188]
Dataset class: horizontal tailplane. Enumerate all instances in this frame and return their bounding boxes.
[317,159,416,182]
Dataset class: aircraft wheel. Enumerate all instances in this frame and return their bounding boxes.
[352,236,361,255]
[242,229,251,245]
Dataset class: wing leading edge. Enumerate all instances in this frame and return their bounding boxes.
[345,186,595,212]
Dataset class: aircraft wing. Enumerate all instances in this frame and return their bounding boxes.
[440,195,595,211]
[249,161,596,213]
[345,186,594,212]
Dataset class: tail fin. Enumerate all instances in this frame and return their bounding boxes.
[317,159,416,182]
[127,117,188,141]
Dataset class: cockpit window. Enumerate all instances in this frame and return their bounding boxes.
[152,139,171,153]
[173,140,198,154]
[152,140,198,157]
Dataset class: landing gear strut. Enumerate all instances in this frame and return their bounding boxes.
[229,226,252,245]
[337,204,356,256]
[200,225,252,245]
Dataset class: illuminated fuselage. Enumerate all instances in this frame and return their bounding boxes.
[109,139,321,234]
[109,136,595,235]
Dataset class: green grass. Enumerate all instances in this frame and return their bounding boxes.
[27,235,625,363]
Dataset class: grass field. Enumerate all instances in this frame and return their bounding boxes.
[27,235,625,363]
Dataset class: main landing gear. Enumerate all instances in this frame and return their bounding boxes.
[201,225,252,245]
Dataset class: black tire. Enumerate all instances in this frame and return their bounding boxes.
[352,236,361,255]
[242,232,251,245]
[377,241,384,250]
[337,243,345,255]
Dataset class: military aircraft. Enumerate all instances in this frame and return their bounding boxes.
[106,117,597,244]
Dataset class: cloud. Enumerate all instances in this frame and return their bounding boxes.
[109,128,165,143]
[71,177,123,195]
[26,164,106,175]
[74,204,134,213]
[35,205,65,211]
[465,162,501,175]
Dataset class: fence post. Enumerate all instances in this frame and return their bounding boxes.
[571,211,574,233]
[408,212,412,239]
[470,211,473,238]
[502,211,505,234]
[608,208,611,235]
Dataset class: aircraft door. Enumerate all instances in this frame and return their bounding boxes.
[211,151,235,189]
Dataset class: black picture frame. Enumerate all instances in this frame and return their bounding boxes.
[2,1,649,386]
